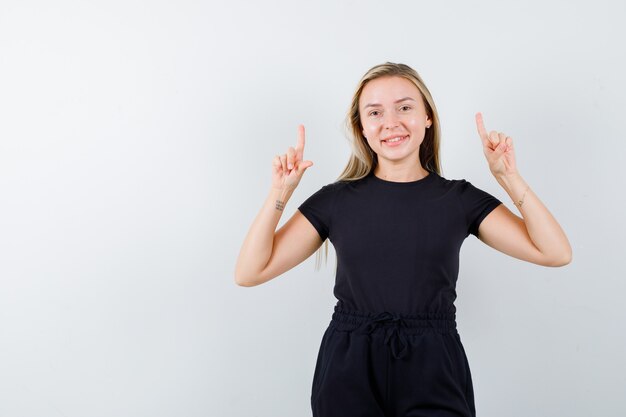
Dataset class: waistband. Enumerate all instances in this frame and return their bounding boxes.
[330,306,458,359]
[331,305,457,331]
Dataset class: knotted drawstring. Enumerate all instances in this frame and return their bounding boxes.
[332,306,455,360]
[357,311,411,360]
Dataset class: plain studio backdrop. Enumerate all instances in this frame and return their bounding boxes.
[0,0,624,416]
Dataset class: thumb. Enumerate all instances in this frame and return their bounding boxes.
[495,142,507,154]
[298,160,314,174]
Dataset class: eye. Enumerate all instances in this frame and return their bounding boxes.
[369,110,380,117]
[400,105,412,111]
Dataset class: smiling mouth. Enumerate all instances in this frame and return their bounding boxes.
[381,135,409,144]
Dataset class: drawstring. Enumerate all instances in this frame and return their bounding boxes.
[357,311,411,360]
[333,306,456,360]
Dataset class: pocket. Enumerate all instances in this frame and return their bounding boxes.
[311,324,337,403]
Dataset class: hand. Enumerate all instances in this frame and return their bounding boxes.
[475,112,518,177]
[271,124,314,190]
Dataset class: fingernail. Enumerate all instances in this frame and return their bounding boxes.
[288,163,293,169]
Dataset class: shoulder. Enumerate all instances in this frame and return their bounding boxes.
[433,175,500,206]
[428,172,471,191]
[309,179,350,196]
[299,179,349,209]
[435,173,479,190]
[318,176,366,193]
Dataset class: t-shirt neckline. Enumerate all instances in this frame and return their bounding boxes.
[368,170,436,187]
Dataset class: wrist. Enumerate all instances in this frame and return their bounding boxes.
[495,171,523,189]
[270,185,296,196]
[268,186,295,210]
[494,172,530,208]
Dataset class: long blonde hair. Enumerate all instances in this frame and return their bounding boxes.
[314,62,443,271]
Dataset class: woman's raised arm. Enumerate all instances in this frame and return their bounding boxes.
[474,113,572,266]
[234,125,318,286]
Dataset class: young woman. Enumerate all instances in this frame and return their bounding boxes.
[234,62,572,417]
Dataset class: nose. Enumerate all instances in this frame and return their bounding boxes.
[383,112,400,130]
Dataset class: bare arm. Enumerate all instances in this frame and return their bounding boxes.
[473,112,572,266]
[234,188,323,286]
[234,187,294,286]
[478,173,572,266]
[234,125,318,286]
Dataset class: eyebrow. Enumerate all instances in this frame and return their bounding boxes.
[363,97,416,109]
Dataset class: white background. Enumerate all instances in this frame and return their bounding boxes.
[1,0,624,416]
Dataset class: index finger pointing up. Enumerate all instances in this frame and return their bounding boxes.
[295,124,305,161]
[475,112,489,146]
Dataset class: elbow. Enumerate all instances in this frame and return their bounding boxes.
[547,249,573,267]
[234,272,259,287]
[234,266,259,287]
[234,276,257,287]
[559,245,573,266]
[235,278,254,287]
[235,261,275,286]
[235,261,273,287]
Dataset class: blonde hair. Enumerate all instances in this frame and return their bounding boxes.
[314,61,443,271]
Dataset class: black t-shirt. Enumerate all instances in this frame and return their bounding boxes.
[297,169,502,316]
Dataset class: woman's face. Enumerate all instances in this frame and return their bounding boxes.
[359,76,431,164]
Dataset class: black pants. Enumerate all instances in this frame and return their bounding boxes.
[311,306,476,417]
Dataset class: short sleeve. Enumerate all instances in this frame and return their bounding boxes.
[457,180,502,238]
[297,184,337,241]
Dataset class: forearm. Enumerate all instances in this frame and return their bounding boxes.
[234,187,295,285]
[495,172,572,263]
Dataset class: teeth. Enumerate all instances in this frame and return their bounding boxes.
[384,136,405,143]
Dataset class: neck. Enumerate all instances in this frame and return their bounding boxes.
[373,164,429,182]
